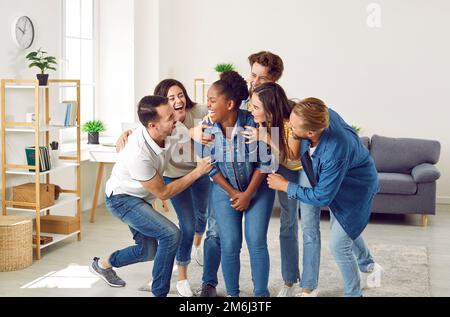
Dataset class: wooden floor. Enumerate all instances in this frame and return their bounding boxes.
[1,203,449,297]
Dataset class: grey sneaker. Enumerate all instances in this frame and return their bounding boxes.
[200,283,217,297]
[90,257,126,288]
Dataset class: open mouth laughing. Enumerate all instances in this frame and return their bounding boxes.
[174,104,185,111]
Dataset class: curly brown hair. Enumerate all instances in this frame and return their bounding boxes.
[248,51,284,82]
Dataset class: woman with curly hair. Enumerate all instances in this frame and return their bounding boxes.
[201,71,275,297]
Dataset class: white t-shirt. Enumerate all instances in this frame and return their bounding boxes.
[105,125,170,203]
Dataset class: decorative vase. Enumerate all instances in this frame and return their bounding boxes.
[88,132,99,144]
[36,74,49,86]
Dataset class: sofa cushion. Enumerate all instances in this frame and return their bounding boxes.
[411,163,441,183]
[378,172,417,195]
[371,135,441,173]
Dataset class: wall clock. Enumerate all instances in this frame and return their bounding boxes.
[12,16,35,49]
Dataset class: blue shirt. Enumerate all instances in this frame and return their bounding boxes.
[287,109,379,239]
[197,109,273,191]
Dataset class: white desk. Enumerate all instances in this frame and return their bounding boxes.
[88,145,118,223]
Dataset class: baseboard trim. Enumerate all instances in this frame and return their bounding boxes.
[437,196,450,205]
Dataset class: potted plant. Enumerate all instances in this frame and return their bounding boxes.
[26,48,57,86]
[351,125,361,135]
[214,63,235,73]
[82,120,106,144]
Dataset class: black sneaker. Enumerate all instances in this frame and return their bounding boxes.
[89,257,126,287]
[200,283,217,297]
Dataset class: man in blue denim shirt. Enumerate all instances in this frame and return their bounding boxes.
[268,98,384,297]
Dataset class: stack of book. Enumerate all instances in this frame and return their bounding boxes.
[50,101,78,126]
[25,146,51,172]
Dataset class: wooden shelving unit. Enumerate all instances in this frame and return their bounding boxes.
[1,79,81,260]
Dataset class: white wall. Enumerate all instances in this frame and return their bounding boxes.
[134,0,160,117]
[97,0,135,137]
[0,0,61,79]
[148,0,450,203]
[97,0,161,129]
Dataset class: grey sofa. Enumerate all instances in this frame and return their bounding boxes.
[361,135,441,226]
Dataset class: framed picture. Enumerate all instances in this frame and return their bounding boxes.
[194,78,206,104]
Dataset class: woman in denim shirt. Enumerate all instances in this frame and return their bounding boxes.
[202,71,275,297]
[243,82,322,297]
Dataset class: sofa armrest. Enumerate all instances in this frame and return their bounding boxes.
[411,163,441,183]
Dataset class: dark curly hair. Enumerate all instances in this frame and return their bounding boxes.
[212,71,249,110]
[153,79,197,109]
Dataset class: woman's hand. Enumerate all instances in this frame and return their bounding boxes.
[241,126,269,145]
[230,191,252,212]
[116,130,133,152]
[189,123,215,145]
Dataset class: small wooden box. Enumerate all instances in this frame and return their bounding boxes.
[13,183,55,209]
[39,215,79,234]
[32,235,54,245]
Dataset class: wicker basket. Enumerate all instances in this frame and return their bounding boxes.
[0,216,33,272]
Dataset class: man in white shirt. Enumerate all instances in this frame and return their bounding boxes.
[89,95,212,297]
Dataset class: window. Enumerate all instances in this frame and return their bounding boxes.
[62,0,96,124]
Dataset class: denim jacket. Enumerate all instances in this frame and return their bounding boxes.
[287,109,379,240]
[198,110,272,192]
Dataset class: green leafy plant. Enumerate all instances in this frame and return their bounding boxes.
[82,120,106,133]
[214,63,235,73]
[26,48,57,74]
[351,125,361,135]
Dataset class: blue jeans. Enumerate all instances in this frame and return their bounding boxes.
[202,196,221,287]
[214,181,275,297]
[163,175,210,266]
[105,194,181,297]
[329,212,374,297]
[278,168,321,290]
[299,171,321,290]
[277,166,300,284]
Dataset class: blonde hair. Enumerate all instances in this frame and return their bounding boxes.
[292,97,330,131]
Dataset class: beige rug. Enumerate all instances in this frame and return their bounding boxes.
[164,241,431,297]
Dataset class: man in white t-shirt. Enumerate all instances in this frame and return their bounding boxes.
[89,95,212,297]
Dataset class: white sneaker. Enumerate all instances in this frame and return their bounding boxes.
[277,285,296,297]
[366,263,384,288]
[193,247,203,266]
[176,279,194,297]
[138,280,153,292]
[172,264,178,273]
[295,289,319,297]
